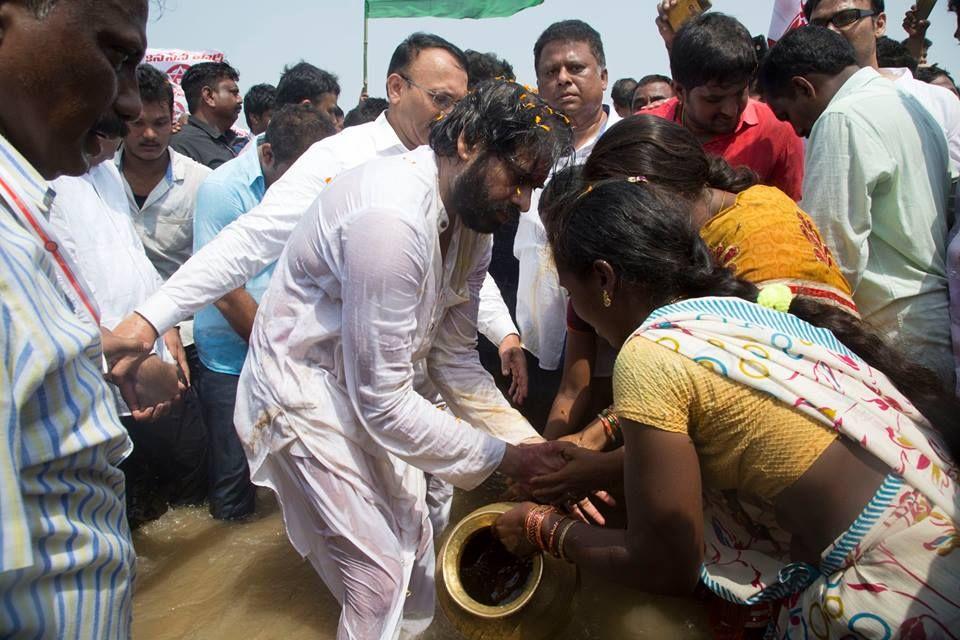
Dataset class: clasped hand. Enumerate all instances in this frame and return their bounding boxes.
[102,317,184,421]
[503,443,617,526]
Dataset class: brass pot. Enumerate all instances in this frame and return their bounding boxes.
[436,502,579,640]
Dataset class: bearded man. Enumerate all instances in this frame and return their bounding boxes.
[236,80,572,639]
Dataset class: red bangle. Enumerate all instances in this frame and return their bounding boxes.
[524,505,554,548]
[532,510,549,549]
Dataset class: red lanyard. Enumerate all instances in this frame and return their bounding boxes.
[0,173,100,324]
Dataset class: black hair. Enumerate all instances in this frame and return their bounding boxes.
[540,164,586,224]
[916,64,957,87]
[180,61,240,113]
[876,36,917,73]
[534,19,606,70]
[387,32,468,77]
[542,179,960,461]
[611,78,639,109]
[803,0,885,20]
[430,79,573,170]
[343,97,389,127]
[638,74,673,87]
[136,63,175,115]
[670,13,757,91]
[584,115,756,198]
[464,50,516,90]
[264,103,337,166]
[243,83,276,119]
[275,62,340,106]
[757,25,857,98]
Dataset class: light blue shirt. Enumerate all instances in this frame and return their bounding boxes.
[193,148,271,375]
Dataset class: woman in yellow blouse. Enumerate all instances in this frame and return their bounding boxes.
[496,177,960,637]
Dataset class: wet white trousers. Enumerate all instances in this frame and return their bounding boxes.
[266,444,454,640]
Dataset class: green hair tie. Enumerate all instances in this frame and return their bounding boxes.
[757,283,794,313]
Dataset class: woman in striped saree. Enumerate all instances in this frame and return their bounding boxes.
[496,178,960,637]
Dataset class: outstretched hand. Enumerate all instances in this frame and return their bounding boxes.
[499,334,528,405]
[531,446,614,503]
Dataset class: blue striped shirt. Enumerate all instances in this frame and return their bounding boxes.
[0,134,135,639]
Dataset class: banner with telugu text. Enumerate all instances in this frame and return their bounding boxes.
[365,0,543,19]
[143,48,226,119]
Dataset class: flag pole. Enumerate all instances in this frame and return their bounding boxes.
[362,1,369,98]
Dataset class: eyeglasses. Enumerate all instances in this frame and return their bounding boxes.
[399,74,460,111]
[810,8,878,29]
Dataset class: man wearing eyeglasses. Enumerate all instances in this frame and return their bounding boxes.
[111,32,525,533]
[804,0,960,167]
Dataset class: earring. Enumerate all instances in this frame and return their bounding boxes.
[601,290,612,308]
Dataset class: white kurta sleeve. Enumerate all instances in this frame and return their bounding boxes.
[427,241,540,446]
[135,144,340,334]
[801,113,891,290]
[340,209,506,490]
[477,273,519,347]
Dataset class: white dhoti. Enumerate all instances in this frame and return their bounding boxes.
[262,439,435,639]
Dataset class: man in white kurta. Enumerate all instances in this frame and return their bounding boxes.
[236,81,573,639]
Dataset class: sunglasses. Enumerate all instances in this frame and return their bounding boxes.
[810,7,878,29]
[399,74,460,111]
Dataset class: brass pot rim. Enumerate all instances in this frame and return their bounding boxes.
[438,502,544,619]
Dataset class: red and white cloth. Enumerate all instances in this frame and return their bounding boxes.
[768,0,806,44]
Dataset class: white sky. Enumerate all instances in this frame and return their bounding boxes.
[148,0,959,109]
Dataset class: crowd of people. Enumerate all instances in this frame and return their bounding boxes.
[1,0,959,638]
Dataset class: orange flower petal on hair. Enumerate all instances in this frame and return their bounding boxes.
[538,124,551,132]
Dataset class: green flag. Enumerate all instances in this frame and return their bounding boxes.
[365,0,544,19]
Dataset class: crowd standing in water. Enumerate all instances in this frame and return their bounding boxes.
[1,0,959,638]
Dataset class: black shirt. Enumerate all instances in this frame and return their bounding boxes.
[169,115,237,169]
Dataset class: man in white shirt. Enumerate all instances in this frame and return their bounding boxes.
[119,64,211,396]
[803,0,960,167]
[113,33,525,411]
[238,79,572,639]
[513,19,620,426]
[119,65,212,282]
[48,130,207,526]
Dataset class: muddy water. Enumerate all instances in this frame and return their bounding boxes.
[133,485,709,639]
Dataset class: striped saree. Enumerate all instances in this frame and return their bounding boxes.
[634,297,959,637]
